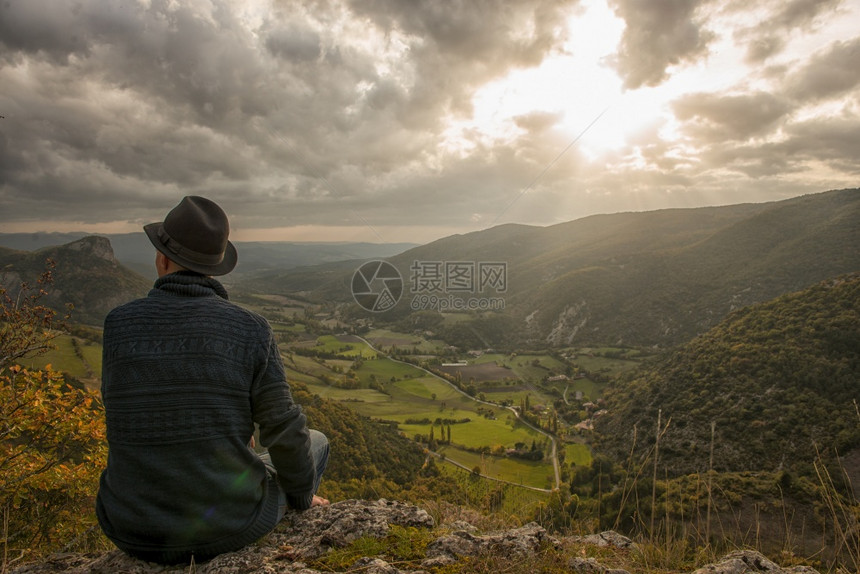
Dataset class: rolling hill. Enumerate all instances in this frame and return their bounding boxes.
[244,188,859,348]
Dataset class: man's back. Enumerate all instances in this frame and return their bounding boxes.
[97,271,313,564]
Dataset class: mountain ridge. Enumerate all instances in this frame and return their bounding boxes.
[250,188,858,348]
[0,232,418,279]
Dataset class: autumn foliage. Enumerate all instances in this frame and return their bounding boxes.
[1,262,107,568]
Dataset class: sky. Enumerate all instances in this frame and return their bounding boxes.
[0,0,858,244]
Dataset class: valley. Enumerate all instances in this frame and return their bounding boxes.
[34,303,641,491]
[3,188,858,570]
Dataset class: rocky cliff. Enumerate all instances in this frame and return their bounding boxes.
[10,499,821,574]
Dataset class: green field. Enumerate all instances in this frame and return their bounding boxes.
[312,335,378,358]
[562,443,593,467]
[435,462,551,516]
[566,348,643,375]
[285,354,342,379]
[271,322,308,334]
[283,349,557,484]
[363,329,445,353]
[355,357,426,384]
[436,445,554,490]
[565,378,603,401]
[20,335,102,389]
[302,383,391,403]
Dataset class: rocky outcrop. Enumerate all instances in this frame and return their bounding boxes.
[64,237,118,264]
[690,550,821,574]
[421,522,550,568]
[10,500,821,574]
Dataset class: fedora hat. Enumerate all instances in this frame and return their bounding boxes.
[144,196,238,276]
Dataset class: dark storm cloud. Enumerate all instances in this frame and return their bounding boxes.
[0,0,856,237]
[607,0,715,90]
[0,0,579,228]
[345,0,576,124]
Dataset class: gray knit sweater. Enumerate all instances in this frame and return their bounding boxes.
[96,272,315,564]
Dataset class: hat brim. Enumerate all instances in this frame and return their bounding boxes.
[144,222,238,276]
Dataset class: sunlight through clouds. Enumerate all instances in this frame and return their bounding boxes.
[0,0,857,241]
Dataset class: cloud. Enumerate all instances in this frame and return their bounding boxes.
[607,0,715,90]
[783,36,860,101]
[672,91,793,141]
[733,0,844,63]
[0,0,856,240]
[0,0,581,228]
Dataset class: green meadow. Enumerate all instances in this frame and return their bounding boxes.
[436,445,554,490]
[313,334,378,358]
[436,462,551,515]
[566,348,643,375]
[562,442,593,467]
[363,328,445,353]
[20,334,102,390]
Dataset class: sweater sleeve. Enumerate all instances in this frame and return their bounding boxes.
[251,327,316,509]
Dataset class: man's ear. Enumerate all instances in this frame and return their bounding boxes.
[155,251,171,276]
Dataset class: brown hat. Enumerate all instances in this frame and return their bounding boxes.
[144,196,238,276]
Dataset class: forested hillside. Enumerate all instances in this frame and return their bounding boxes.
[593,273,860,478]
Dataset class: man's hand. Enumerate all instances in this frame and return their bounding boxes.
[311,495,330,507]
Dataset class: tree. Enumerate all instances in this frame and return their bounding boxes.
[1,263,107,565]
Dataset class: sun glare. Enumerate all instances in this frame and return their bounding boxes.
[456,0,650,158]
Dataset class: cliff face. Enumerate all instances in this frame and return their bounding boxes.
[10,499,821,574]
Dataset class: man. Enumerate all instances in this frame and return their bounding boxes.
[97,196,329,564]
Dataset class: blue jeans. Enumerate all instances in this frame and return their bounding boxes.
[258,429,329,520]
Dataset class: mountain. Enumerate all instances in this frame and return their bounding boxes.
[0,236,150,326]
[0,232,417,279]
[258,188,858,348]
[592,273,860,478]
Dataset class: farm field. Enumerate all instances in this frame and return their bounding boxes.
[562,442,593,467]
[565,348,643,375]
[312,334,378,358]
[436,463,550,515]
[362,328,446,353]
[280,338,560,485]
[302,382,391,404]
[436,445,554,490]
[271,322,308,334]
[21,334,102,390]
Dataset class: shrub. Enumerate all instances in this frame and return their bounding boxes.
[1,263,107,567]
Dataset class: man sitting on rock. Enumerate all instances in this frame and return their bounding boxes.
[96,196,329,564]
